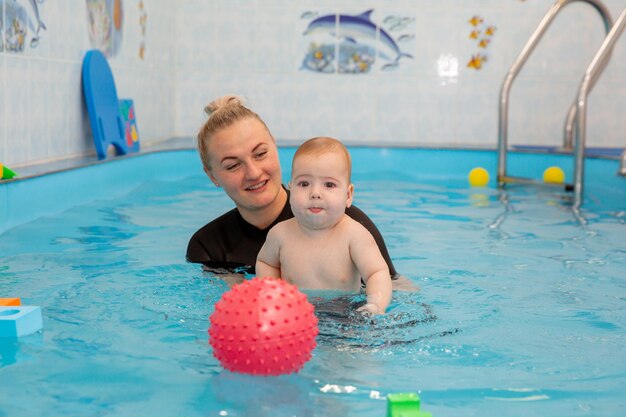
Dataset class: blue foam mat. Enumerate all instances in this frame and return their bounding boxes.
[82,49,129,159]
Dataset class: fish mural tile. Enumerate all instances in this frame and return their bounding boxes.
[86,0,124,58]
[138,0,147,60]
[337,9,378,74]
[299,10,337,74]
[376,9,416,74]
[0,0,47,54]
[466,15,496,71]
[300,9,415,74]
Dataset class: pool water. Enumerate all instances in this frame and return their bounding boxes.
[0,149,625,417]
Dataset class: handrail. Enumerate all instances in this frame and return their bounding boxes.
[562,1,613,150]
[497,0,613,185]
[573,7,626,207]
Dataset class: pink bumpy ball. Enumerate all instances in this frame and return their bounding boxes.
[209,277,319,376]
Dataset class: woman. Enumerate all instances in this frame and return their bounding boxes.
[186,95,410,287]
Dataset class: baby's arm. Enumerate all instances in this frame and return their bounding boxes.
[255,228,282,278]
[350,225,393,315]
[360,269,393,315]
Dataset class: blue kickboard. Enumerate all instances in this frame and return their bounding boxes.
[82,49,129,159]
[0,306,43,337]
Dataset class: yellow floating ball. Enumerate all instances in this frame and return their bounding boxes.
[542,166,565,184]
[468,167,489,187]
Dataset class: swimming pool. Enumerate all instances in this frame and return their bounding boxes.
[1,148,624,416]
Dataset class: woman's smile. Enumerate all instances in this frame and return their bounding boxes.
[245,179,268,192]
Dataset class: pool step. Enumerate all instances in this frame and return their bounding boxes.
[499,175,574,192]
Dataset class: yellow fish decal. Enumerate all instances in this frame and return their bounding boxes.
[467,54,488,70]
[468,16,483,27]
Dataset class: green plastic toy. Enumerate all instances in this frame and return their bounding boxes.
[387,393,433,417]
[0,163,17,180]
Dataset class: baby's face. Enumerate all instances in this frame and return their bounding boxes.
[289,152,353,231]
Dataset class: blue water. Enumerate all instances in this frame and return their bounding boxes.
[1,150,625,417]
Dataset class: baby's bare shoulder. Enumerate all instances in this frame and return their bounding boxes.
[269,218,298,237]
[342,215,375,236]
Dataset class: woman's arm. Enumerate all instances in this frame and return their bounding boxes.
[345,205,398,278]
[346,205,419,292]
[201,265,246,287]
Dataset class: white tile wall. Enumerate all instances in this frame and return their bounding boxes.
[174,0,625,149]
[1,0,624,168]
[28,58,51,163]
[47,60,70,159]
[4,55,30,165]
[0,54,6,162]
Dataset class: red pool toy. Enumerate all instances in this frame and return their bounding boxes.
[209,277,318,376]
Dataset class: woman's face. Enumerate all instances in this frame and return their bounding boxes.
[206,118,283,215]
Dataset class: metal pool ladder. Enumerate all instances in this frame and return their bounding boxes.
[573,7,626,205]
[497,0,618,207]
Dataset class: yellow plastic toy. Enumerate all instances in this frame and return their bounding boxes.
[543,166,565,184]
[468,167,489,187]
[1,162,18,180]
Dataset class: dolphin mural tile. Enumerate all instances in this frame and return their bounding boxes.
[1,0,47,53]
[301,9,414,74]
[300,10,337,73]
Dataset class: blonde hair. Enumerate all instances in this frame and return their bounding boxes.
[197,95,272,171]
[293,137,352,181]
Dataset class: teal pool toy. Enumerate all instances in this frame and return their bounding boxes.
[119,99,140,153]
[387,393,433,417]
[0,306,43,338]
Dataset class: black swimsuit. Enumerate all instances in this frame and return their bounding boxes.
[186,189,398,278]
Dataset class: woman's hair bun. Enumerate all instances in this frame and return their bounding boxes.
[204,95,246,116]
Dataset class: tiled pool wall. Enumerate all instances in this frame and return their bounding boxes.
[1,1,625,168]
[1,147,624,236]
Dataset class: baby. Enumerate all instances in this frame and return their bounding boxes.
[256,137,392,315]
